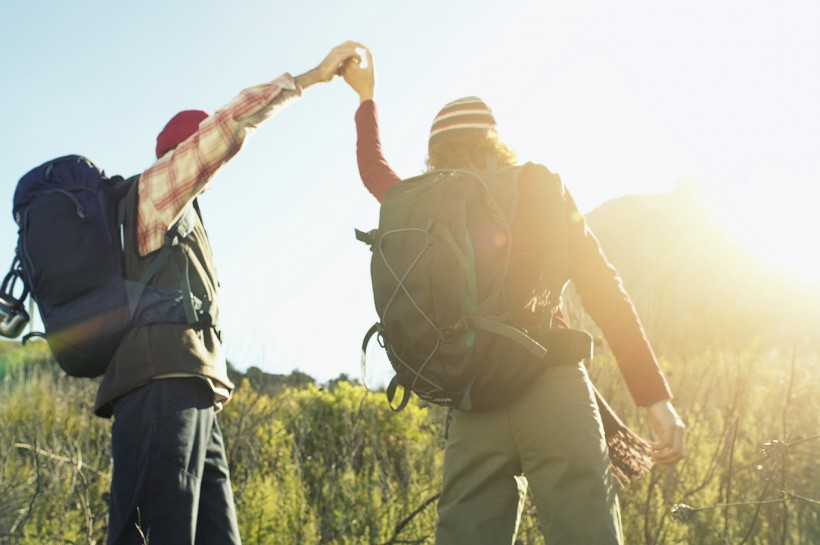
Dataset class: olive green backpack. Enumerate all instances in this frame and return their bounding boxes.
[357,162,592,411]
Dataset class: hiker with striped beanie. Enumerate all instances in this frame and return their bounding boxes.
[343,49,685,545]
[428,96,496,145]
[425,96,519,173]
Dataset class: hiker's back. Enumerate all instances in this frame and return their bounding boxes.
[94,182,228,417]
[359,162,588,411]
[7,155,228,394]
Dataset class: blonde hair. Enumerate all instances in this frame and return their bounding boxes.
[426,129,517,171]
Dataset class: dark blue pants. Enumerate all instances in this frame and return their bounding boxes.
[108,377,241,545]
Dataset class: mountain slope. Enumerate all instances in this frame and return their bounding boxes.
[578,181,818,351]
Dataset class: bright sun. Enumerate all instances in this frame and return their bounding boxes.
[716,179,820,287]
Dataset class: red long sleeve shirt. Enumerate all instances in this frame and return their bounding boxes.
[354,100,672,406]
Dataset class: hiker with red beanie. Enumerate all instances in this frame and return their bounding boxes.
[96,41,365,545]
[342,50,685,544]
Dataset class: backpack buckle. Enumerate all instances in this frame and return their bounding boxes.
[354,229,377,247]
[439,318,470,342]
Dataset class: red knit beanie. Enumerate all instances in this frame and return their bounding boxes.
[155,110,209,158]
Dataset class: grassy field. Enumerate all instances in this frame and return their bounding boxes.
[0,330,817,544]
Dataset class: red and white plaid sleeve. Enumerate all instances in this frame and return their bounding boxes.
[136,73,299,256]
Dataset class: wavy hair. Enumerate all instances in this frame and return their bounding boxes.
[426,129,517,171]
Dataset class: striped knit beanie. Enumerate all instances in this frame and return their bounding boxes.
[429,97,496,149]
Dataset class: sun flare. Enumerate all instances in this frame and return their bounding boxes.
[715,180,820,287]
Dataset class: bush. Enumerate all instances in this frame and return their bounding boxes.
[0,337,817,544]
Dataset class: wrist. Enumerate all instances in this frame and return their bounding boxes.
[647,399,684,424]
[295,68,321,92]
[359,90,374,104]
[646,399,671,415]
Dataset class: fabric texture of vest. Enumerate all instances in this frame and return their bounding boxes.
[94,179,232,417]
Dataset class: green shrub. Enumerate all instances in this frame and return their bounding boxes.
[0,338,817,544]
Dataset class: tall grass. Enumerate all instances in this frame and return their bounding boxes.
[0,333,817,544]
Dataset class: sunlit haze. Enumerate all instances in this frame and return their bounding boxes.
[715,175,820,285]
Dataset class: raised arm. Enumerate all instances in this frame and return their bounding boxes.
[137,41,365,256]
[342,48,401,202]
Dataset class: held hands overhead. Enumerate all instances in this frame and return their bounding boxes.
[341,47,375,103]
[295,41,367,91]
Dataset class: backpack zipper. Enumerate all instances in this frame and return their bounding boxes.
[19,189,89,283]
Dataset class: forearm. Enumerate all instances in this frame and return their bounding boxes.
[295,68,322,92]
[590,294,672,406]
[357,88,374,103]
[355,100,401,202]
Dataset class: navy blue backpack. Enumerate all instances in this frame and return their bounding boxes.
[11,155,195,377]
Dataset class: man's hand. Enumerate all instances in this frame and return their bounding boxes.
[646,400,686,467]
[296,41,365,91]
[341,47,375,103]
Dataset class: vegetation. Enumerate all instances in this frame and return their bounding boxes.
[0,331,817,544]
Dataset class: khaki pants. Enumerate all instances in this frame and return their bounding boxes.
[435,363,622,545]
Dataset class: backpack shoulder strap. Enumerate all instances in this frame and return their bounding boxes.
[173,201,200,241]
[118,175,190,320]
[116,175,140,229]
[192,197,203,222]
[513,162,571,324]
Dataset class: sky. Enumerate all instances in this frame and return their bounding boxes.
[2,0,819,384]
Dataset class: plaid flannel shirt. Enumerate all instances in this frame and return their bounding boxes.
[137,73,299,256]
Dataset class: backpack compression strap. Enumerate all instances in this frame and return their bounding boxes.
[167,204,217,327]
[468,316,548,358]
[427,219,547,359]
